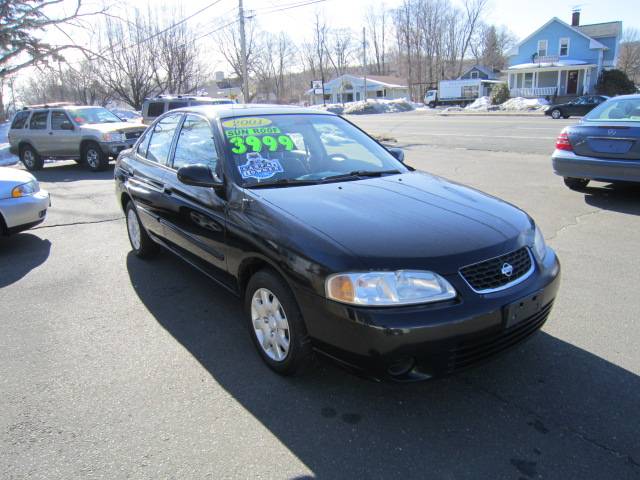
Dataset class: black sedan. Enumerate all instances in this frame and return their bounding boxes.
[545,95,609,119]
[115,105,560,381]
[552,94,640,190]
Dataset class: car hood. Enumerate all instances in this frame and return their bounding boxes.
[80,122,146,133]
[0,167,36,198]
[249,172,534,274]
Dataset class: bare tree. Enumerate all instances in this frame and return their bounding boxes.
[366,6,388,75]
[255,31,297,102]
[455,0,488,76]
[0,0,106,118]
[215,19,260,100]
[326,28,354,77]
[619,28,640,84]
[97,11,157,110]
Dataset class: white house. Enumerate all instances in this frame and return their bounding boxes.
[307,74,409,104]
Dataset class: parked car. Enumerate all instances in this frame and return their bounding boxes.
[0,167,50,235]
[545,95,609,119]
[116,105,560,381]
[552,94,640,190]
[141,95,234,124]
[8,104,147,172]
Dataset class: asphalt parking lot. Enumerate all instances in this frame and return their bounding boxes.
[2,112,639,479]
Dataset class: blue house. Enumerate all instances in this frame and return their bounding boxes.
[504,11,622,98]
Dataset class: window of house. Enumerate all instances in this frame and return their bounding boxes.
[559,38,569,57]
[537,40,548,57]
[524,72,533,88]
[29,111,49,130]
[376,90,384,97]
[470,71,479,79]
[172,115,217,171]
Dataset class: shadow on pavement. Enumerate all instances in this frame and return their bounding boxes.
[583,183,640,216]
[126,251,640,479]
[27,161,115,183]
[0,233,51,288]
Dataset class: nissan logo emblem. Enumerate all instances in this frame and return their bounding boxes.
[501,263,514,277]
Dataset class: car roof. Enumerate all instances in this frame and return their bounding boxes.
[173,103,335,120]
[603,94,640,100]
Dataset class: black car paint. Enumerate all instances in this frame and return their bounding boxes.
[545,95,608,118]
[115,109,560,380]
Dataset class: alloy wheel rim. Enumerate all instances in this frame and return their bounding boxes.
[23,150,34,167]
[127,208,141,250]
[552,110,560,119]
[251,288,290,362]
[86,149,99,168]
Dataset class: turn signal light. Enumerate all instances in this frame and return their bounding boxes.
[555,130,573,151]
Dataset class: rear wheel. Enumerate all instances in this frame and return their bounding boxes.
[563,177,589,190]
[83,142,108,171]
[125,202,158,258]
[550,109,562,119]
[245,269,312,376]
[20,145,43,171]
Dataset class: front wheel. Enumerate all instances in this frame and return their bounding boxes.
[550,109,562,119]
[20,145,44,171]
[245,269,312,376]
[83,142,109,171]
[563,177,589,190]
[125,202,158,258]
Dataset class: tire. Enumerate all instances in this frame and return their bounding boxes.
[550,109,562,119]
[20,145,44,171]
[563,177,589,190]
[125,201,158,258]
[83,142,108,171]
[245,269,312,376]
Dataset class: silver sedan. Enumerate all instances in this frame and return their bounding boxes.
[0,167,50,235]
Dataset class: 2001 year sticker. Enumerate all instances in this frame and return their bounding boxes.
[222,117,272,129]
[238,152,284,181]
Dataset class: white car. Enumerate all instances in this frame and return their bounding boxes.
[0,167,50,235]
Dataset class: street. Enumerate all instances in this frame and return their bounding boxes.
[2,112,640,479]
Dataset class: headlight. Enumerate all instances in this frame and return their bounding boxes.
[102,132,125,142]
[532,225,547,261]
[11,180,39,198]
[326,270,457,306]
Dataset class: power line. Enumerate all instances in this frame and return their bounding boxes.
[250,0,329,17]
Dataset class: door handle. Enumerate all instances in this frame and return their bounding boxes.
[163,186,173,195]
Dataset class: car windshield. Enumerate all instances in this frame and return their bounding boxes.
[67,107,122,125]
[584,98,640,122]
[221,113,407,187]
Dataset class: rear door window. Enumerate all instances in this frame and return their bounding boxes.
[147,102,165,117]
[11,111,30,129]
[51,111,72,130]
[29,111,49,130]
[146,114,182,165]
[172,114,218,170]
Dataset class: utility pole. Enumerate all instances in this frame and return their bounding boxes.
[362,26,367,103]
[238,0,249,103]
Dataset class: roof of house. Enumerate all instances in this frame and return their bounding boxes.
[459,65,497,79]
[366,75,408,87]
[576,21,622,39]
[506,17,609,56]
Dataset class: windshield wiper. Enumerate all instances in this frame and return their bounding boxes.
[320,169,401,183]
[244,178,321,189]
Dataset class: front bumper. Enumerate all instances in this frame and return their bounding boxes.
[552,150,640,183]
[0,190,50,234]
[295,249,561,381]
[99,139,137,157]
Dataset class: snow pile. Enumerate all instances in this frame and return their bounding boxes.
[0,122,18,167]
[465,96,491,111]
[344,98,415,115]
[315,103,345,115]
[500,97,550,111]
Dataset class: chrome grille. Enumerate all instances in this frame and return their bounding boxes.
[460,247,533,293]
[125,130,143,140]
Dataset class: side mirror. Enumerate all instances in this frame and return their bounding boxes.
[177,164,224,190]
[388,147,405,163]
[60,121,74,130]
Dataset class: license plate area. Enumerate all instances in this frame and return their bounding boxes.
[503,291,543,329]
[587,138,633,154]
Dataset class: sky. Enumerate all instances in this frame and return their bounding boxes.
[15,0,640,81]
